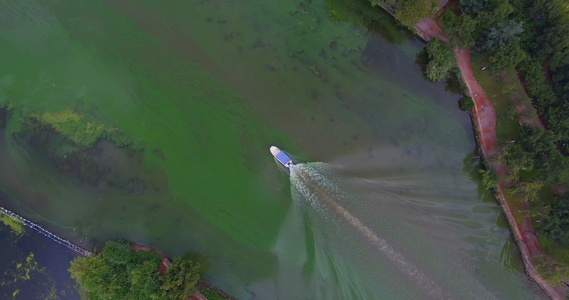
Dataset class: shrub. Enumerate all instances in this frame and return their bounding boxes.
[161,254,207,300]
[458,97,475,111]
[424,39,456,82]
[480,167,499,190]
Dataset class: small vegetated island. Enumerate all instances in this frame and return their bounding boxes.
[0,106,232,300]
[367,0,569,297]
[69,240,227,300]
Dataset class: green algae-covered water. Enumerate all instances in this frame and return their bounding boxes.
[0,0,546,299]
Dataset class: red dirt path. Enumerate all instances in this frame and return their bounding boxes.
[416,18,448,43]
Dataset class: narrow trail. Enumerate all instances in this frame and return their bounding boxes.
[415,18,562,299]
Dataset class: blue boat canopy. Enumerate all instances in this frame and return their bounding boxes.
[276,151,292,165]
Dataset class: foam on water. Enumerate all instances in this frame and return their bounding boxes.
[289,162,447,299]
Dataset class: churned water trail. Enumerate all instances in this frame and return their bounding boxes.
[289,162,446,299]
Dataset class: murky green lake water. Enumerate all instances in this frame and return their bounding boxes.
[0,0,546,299]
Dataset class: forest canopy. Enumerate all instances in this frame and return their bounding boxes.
[69,240,208,300]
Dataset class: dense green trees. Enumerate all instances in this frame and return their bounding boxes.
[518,58,569,142]
[441,13,477,48]
[459,0,486,15]
[478,20,523,53]
[488,42,527,72]
[540,195,569,246]
[69,241,208,300]
[394,0,438,27]
[161,254,205,300]
[424,39,456,81]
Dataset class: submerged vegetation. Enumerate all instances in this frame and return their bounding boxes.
[0,214,25,236]
[4,107,149,190]
[30,109,130,148]
[69,240,209,300]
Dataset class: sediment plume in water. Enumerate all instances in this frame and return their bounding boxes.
[290,162,446,299]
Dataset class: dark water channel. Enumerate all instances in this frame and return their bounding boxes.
[0,0,547,299]
[0,219,79,299]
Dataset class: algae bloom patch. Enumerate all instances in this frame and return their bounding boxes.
[30,108,130,147]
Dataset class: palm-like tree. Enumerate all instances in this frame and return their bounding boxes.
[480,20,523,52]
[459,0,486,15]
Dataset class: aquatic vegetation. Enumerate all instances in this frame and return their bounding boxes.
[2,252,42,286]
[0,251,59,300]
[30,108,131,147]
[6,108,148,188]
[0,214,25,236]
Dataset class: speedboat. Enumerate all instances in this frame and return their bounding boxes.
[270,146,294,168]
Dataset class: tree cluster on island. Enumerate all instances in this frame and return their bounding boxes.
[69,240,208,300]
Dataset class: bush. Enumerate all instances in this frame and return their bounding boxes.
[424,39,456,82]
[489,42,527,72]
[161,254,207,300]
[458,97,475,111]
[480,167,499,190]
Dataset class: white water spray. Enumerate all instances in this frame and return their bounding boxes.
[290,162,446,299]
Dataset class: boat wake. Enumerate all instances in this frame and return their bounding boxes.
[289,162,446,299]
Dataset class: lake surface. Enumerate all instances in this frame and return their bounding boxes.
[0,0,546,299]
[0,216,79,299]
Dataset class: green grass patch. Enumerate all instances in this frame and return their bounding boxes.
[471,54,540,144]
[502,188,525,224]
[539,236,569,265]
[471,54,524,142]
[532,253,569,284]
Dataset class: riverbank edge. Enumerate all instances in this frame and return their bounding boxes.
[416,18,564,300]
[368,2,564,299]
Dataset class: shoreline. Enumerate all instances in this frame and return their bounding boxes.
[413,17,564,300]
